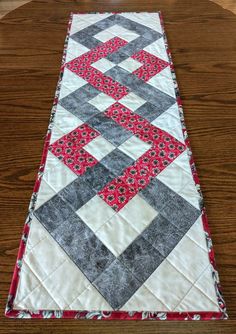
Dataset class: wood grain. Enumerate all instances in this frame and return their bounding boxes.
[0,0,235,332]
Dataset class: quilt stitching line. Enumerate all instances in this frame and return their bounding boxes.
[15,259,68,309]
[172,264,219,311]
[20,231,109,311]
[185,234,209,253]
[121,284,172,312]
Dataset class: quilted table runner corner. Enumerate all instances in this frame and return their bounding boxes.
[5,12,228,320]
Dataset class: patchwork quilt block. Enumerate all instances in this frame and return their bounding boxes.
[6,12,227,320]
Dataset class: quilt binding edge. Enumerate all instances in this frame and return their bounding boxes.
[4,11,228,320]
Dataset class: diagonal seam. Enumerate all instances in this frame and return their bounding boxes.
[49,124,65,144]
[67,281,113,311]
[140,284,172,311]
[194,278,220,308]
[42,161,77,194]
[166,258,209,310]
[154,259,209,311]
[14,259,67,309]
[185,233,209,253]
[172,264,219,311]
[38,177,57,199]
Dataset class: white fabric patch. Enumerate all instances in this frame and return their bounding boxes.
[167,236,210,284]
[91,58,116,73]
[147,66,176,98]
[49,125,65,144]
[58,84,73,99]
[76,195,116,232]
[26,217,49,251]
[144,37,169,62]
[144,260,192,310]
[62,68,87,91]
[176,283,219,312]
[69,284,113,311]
[88,92,116,111]
[186,217,208,251]
[43,151,61,175]
[65,39,89,62]
[174,149,192,175]
[178,180,201,209]
[156,153,193,194]
[119,194,158,233]
[120,285,169,311]
[118,135,151,160]
[118,57,142,72]
[14,265,61,311]
[83,135,115,160]
[119,92,146,111]
[94,30,115,43]
[151,103,185,143]
[54,105,83,134]
[43,159,77,194]
[95,214,140,256]
[14,220,93,311]
[194,265,219,306]
[34,179,56,210]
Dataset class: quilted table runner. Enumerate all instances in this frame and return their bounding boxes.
[6,12,227,320]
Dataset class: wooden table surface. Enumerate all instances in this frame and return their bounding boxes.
[0,0,235,332]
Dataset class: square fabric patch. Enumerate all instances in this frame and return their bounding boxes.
[6,12,227,320]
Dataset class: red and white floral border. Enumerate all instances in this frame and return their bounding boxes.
[5,12,228,320]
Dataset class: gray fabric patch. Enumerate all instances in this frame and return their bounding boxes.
[100,148,134,176]
[58,178,96,211]
[114,15,162,41]
[86,113,133,146]
[34,195,74,232]
[71,25,102,49]
[59,87,101,122]
[50,213,116,282]
[106,51,130,64]
[135,102,164,121]
[161,196,201,233]
[93,259,141,310]
[139,178,175,211]
[94,16,116,29]
[106,66,143,91]
[142,214,183,257]
[118,235,164,283]
[79,84,101,100]
[140,179,201,235]
[79,162,115,192]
